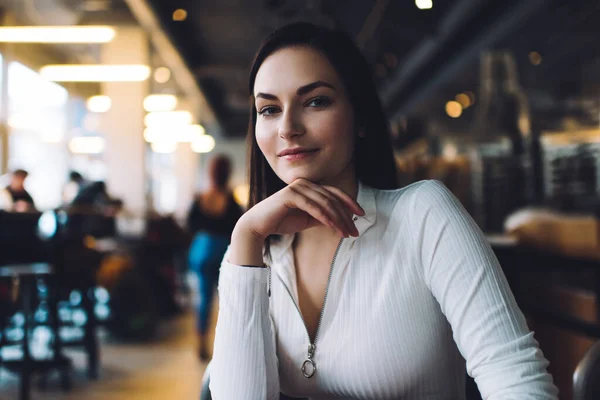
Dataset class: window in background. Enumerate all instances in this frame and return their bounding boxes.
[7,61,69,210]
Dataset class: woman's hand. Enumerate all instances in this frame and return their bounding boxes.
[228,179,364,266]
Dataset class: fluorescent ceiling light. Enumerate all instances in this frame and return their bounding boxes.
[8,113,36,130]
[69,137,105,154]
[178,124,205,142]
[415,0,433,10]
[144,110,192,128]
[143,94,178,112]
[151,141,177,153]
[87,95,112,113]
[40,65,151,82]
[0,26,116,43]
[191,135,215,153]
[143,124,205,143]
[154,67,171,83]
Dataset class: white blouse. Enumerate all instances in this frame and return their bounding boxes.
[210,180,558,399]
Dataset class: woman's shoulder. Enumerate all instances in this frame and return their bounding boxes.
[372,180,460,222]
[373,179,449,206]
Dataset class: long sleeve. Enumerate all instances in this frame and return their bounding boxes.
[209,253,280,400]
[412,180,558,399]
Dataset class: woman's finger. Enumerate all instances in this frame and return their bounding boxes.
[322,185,365,216]
[287,185,350,237]
[292,180,358,236]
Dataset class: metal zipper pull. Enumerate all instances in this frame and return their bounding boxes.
[301,344,316,378]
[267,266,271,297]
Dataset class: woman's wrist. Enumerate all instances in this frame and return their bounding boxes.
[229,220,266,267]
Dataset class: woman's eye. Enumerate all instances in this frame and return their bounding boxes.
[257,106,279,116]
[306,96,332,108]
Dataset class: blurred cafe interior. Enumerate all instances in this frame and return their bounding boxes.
[0,0,599,399]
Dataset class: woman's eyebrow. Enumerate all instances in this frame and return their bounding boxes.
[255,80,336,100]
[255,92,278,100]
[296,80,335,96]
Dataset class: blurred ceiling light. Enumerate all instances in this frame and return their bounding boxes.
[144,110,193,128]
[86,95,112,113]
[143,94,178,112]
[415,0,433,10]
[151,141,177,153]
[191,134,215,153]
[445,101,463,118]
[144,124,205,143]
[0,26,115,43]
[465,91,476,105]
[40,65,151,82]
[455,93,471,108]
[143,127,160,143]
[442,143,458,161]
[529,51,542,66]
[173,9,188,21]
[69,137,105,154]
[154,67,171,83]
[8,113,36,130]
[178,124,205,142]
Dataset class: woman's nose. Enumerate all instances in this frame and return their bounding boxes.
[278,109,305,140]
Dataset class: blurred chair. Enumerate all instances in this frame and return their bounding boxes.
[573,340,600,400]
[0,263,73,400]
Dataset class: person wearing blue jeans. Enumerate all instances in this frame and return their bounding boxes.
[189,232,229,335]
[187,155,242,360]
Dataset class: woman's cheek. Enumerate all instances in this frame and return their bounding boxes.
[255,126,273,155]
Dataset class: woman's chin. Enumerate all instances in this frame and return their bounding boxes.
[280,171,322,185]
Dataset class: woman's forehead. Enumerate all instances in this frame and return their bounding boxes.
[253,47,341,95]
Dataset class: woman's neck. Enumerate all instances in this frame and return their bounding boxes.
[320,167,359,200]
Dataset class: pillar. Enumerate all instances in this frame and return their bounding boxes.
[100,27,149,216]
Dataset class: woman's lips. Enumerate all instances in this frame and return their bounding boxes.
[279,149,319,162]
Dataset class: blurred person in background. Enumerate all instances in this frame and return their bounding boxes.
[62,170,85,205]
[0,169,36,212]
[187,154,242,360]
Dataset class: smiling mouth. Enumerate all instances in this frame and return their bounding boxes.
[278,149,319,161]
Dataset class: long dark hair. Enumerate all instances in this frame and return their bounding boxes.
[247,23,398,256]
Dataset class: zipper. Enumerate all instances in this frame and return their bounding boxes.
[268,266,271,297]
[277,238,344,379]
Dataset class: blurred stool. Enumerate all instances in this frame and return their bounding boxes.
[0,263,72,400]
[573,340,600,400]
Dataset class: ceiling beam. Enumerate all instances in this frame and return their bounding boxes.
[380,0,487,108]
[355,0,390,50]
[383,0,546,119]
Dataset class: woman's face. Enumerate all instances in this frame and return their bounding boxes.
[253,46,356,187]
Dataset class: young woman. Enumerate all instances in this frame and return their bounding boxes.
[210,22,558,399]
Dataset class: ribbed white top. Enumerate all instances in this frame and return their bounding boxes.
[210,180,558,399]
